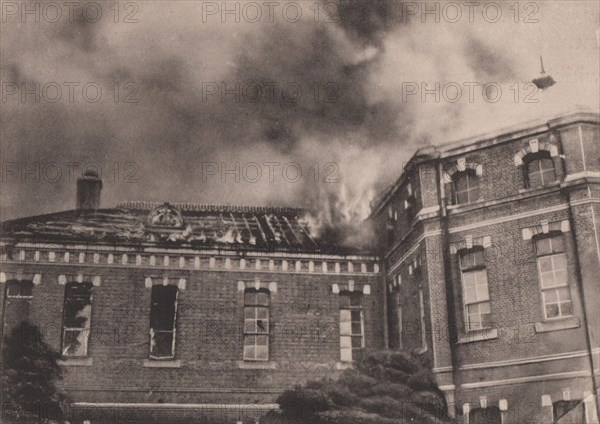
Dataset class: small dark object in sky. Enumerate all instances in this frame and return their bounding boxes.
[532,56,556,90]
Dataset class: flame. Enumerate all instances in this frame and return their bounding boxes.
[304,180,376,250]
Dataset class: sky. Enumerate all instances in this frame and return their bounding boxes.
[1,0,599,237]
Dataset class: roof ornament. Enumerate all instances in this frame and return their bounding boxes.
[147,203,184,228]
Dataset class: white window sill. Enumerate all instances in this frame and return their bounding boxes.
[534,316,580,333]
[447,200,483,211]
[518,181,561,194]
[237,361,277,370]
[59,357,93,366]
[415,346,428,355]
[336,362,353,370]
[143,359,181,368]
[457,328,498,344]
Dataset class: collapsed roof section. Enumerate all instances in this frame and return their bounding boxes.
[1,201,367,255]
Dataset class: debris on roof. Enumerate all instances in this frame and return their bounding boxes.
[1,202,365,254]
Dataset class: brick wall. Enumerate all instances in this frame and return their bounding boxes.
[0,259,383,405]
[372,113,600,422]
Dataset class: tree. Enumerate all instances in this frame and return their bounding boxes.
[2,321,68,423]
[264,350,456,424]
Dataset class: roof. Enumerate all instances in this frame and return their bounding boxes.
[0,201,366,255]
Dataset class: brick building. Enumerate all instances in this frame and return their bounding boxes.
[0,196,381,422]
[1,109,599,423]
[370,109,600,423]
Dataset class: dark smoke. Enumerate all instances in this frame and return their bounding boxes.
[0,0,528,248]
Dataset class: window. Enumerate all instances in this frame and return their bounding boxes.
[418,289,427,350]
[149,285,178,359]
[387,206,397,222]
[453,170,480,205]
[553,400,584,424]
[3,280,34,331]
[339,291,364,362]
[244,288,270,361]
[6,280,33,298]
[525,152,556,188]
[460,249,492,331]
[397,306,403,350]
[536,235,572,319]
[62,282,93,357]
[410,255,422,276]
[469,407,501,424]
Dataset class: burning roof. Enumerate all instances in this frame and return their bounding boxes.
[0,201,367,255]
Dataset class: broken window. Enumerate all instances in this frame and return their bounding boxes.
[553,400,585,424]
[149,285,178,359]
[3,280,34,333]
[62,282,93,357]
[243,288,270,361]
[339,291,364,363]
[6,280,33,298]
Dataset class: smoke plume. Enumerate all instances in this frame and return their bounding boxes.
[1,0,598,247]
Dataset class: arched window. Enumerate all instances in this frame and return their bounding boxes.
[525,151,556,188]
[453,170,480,205]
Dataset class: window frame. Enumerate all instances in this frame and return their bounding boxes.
[397,304,403,350]
[148,284,179,360]
[469,406,502,424]
[553,400,585,423]
[418,289,427,350]
[535,234,572,320]
[61,282,93,358]
[339,291,364,363]
[452,169,480,205]
[524,151,556,189]
[243,288,270,362]
[459,248,492,332]
[5,280,33,299]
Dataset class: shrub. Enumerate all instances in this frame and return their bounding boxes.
[1,321,69,423]
[277,386,333,421]
[268,350,454,424]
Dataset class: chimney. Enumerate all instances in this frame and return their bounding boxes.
[76,170,102,210]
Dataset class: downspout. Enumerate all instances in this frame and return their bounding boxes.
[555,126,600,418]
[436,158,459,415]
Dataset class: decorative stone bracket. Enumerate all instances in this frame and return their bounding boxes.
[58,273,101,286]
[332,280,370,294]
[144,276,186,290]
[522,219,570,240]
[443,157,483,183]
[238,279,277,293]
[0,271,41,285]
[449,236,492,254]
